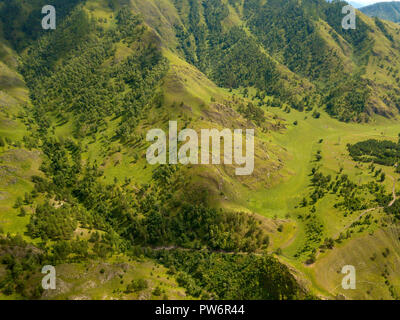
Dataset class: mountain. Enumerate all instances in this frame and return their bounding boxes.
[144,0,400,122]
[360,1,400,22]
[326,0,364,9]
[1,0,400,300]
[348,1,364,8]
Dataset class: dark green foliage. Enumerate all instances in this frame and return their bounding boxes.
[244,0,335,80]
[27,203,78,240]
[152,286,162,296]
[238,102,265,126]
[324,1,371,56]
[0,0,83,51]
[1,2,309,300]
[312,110,321,119]
[40,138,82,189]
[348,139,400,166]
[21,8,168,138]
[156,250,303,300]
[125,279,148,293]
[209,27,279,92]
[385,199,400,219]
[0,233,91,298]
[298,164,393,255]
[174,0,281,95]
[296,214,324,258]
[0,234,45,298]
[325,78,370,122]
[128,166,270,252]
[172,0,376,122]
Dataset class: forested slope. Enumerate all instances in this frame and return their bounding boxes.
[135,0,400,122]
[2,0,400,300]
[0,0,306,300]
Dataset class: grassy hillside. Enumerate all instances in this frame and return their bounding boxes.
[135,0,400,122]
[1,0,400,300]
[0,0,305,300]
[0,34,41,237]
[128,0,400,299]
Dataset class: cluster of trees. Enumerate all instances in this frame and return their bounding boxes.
[1,3,305,299]
[174,0,282,96]
[0,0,82,51]
[16,132,275,296]
[295,214,324,260]
[241,0,372,85]
[307,168,386,214]
[172,0,378,122]
[374,17,394,43]
[332,174,368,212]
[298,164,393,257]
[325,77,370,122]
[126,165,270,252]
[21,7,168,139]
[21,125,272,276]
[237,102,266,126]
[125,279,148,294]
[324,0,371,55]
[27,203,78,240]
[309,171,331,203]
[0,232,122,297]
[243,0,337,81]
[0,234,45,298]
[348,139,400,166]
[154,250,305,300]
[133,203,269,252]
[384,199,400,219]
[31,131,271,252]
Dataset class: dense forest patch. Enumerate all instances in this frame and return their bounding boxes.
[347,139,400,166]
[154,249,306,300]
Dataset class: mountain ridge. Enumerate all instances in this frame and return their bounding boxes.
[360,1,400,22]
[1,0,400,300]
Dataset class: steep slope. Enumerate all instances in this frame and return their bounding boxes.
[0,0,305,300]
[2,0,400,300]
[129,0,400,300]
[134,0,400,122]
[0,31,42,236]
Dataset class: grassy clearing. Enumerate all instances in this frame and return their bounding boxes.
[0,41,40,237]
[240,106,400,298]
[43,256,191,300]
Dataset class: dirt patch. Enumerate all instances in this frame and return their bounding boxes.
[0,149,41,164]
[0,191,9,201]
[69,295,91,300]
[78,280,97,291]
[0,91,18,107]
[0,119,18,128]
[42,278,74,299]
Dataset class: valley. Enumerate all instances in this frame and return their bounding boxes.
[1,0,400,300]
